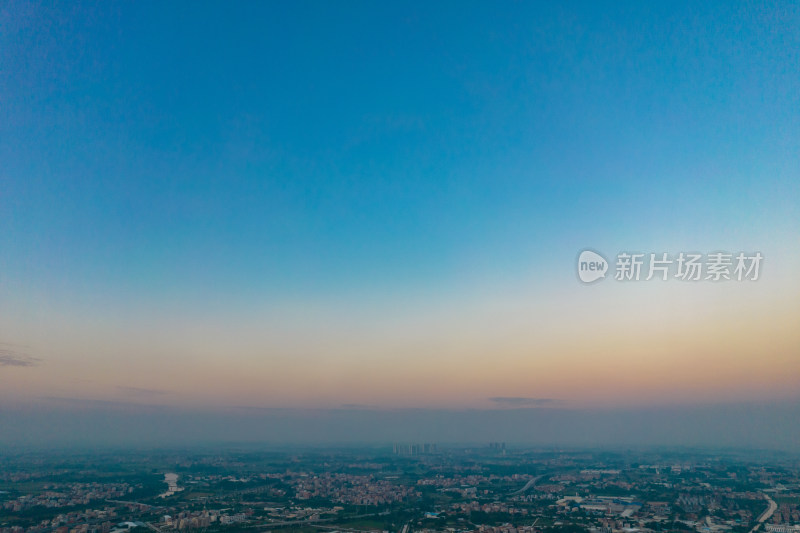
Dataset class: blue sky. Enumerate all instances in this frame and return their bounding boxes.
[4,1,797,298]
[1,1,799,428]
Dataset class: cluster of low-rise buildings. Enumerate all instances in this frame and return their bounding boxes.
[2,484,134,512]
[292,472,419,505]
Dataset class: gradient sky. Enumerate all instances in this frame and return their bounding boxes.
[1,1,799,443]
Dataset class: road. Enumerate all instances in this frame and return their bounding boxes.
[255,510,388,531]
[511,475,544,495]
[748,492,778,533]
[105,499,165,509]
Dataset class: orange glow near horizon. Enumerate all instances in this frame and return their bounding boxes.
[2,259,798,412]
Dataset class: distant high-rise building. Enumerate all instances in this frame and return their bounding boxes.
[392,443,438,455]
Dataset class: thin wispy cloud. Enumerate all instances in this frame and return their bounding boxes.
[0,345,40,367]
[40,396,167,410]
[117,386,168,397]
[489,397,560,407]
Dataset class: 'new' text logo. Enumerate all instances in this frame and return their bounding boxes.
[578,250,608,283]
